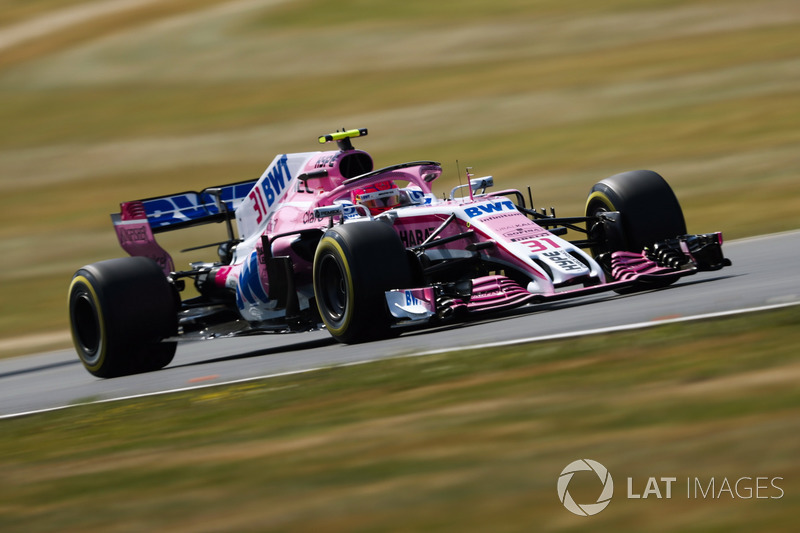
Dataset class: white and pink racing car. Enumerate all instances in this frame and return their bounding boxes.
[68,129,730,377]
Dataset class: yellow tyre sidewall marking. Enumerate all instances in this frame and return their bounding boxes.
[68,275,107,372]
[316,236,356,337]
[585,190,618,214]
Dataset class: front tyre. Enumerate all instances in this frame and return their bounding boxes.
[585,169,687,256]
[68,257,178,378]
[313,222,412,343]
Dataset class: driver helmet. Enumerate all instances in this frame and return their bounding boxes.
[351,180,401,215]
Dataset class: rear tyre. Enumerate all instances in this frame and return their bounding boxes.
[585,170,687,256]
[68,257,178,377]
[313,221,413,343]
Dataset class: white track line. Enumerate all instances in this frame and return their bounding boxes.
[2,301,798,421]
[410,301,800,356]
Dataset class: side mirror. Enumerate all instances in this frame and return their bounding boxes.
[470,176,494,193]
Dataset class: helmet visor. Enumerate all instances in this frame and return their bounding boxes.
[357,188,401,211]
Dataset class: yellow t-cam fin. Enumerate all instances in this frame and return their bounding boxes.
[318,128,368,144]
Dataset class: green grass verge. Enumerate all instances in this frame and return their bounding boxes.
[1,307,798,532]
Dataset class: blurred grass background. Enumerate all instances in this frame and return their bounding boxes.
[1,0,799,351]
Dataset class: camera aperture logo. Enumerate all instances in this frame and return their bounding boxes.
[557,459,614,516]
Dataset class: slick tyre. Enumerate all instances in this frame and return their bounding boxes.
[585,170,687,256]
[68,257,178,378]
[313,221,412,343]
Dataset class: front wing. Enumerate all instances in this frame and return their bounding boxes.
[386,233,731,323]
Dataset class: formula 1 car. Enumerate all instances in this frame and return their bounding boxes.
[68,128,730,377]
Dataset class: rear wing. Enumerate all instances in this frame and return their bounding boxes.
[114,179,258,233]
[111,179,257,275]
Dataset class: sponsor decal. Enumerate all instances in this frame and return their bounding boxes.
[519,238,585,272]
[302,204,360,224]
[144,181,255,229]
[464,200,516,218]
[118,226,148,243]
[406,189,429,205]
[477,210,552,241]
[385,288,436,320]
[302,210,320,224]
[398,226,438,247]
[404,291,421,307]
[249,155,292,225]
[509,232,546,242]
[480,212,522,224]
[236,250,269,312]
[543,250,584,272]
[313,153,339,169]
[237,153,311,238]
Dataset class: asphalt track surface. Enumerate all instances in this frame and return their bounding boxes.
[2,231,799,418]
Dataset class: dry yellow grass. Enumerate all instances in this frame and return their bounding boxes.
[1,308,798,531]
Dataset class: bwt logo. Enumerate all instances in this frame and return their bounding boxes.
[557,459,614,516]
[463,200,515,218]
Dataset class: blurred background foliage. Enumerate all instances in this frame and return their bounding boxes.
[1,0,798,349]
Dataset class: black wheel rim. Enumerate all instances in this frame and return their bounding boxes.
[318,254,348,323]
[71,291,101,362]
[587,202,610,257]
